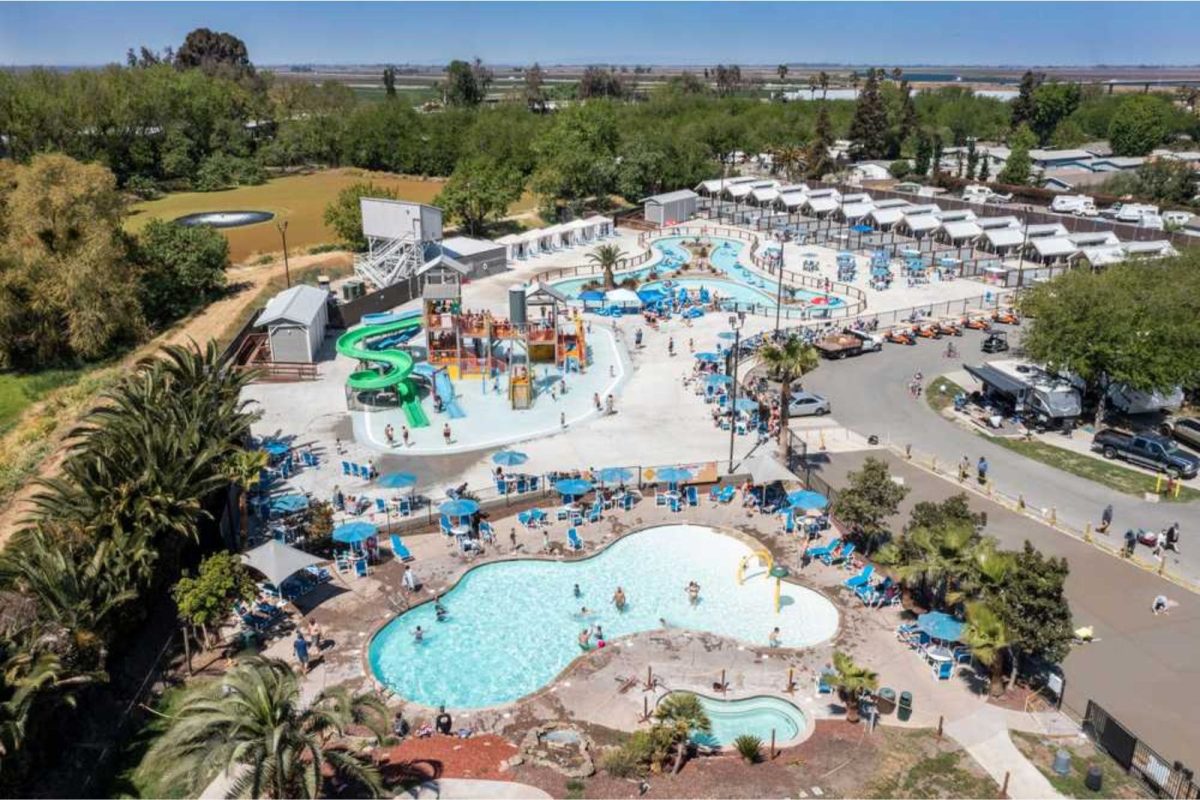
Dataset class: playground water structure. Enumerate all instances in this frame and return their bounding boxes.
[335,310,431,428]
[661,693,809,749]
[368,525,839,709]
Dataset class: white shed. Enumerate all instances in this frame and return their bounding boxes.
[256,285,330,364]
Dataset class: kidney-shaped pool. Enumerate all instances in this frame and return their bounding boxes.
[369,524,839,709]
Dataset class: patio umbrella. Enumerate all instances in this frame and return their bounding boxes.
[694,352,721,363]
[269,493,309,515]
[637,288,665,303]
[439,498,480,518]
[717,331,738,340]
[555,478,594,497]
[261,440,290,457]
[377,471,418,489]
[595,467,633,484]
[332,521,378,545]
[706,373,733,387]
[241,540,323,589]
[579,290,606,302]
[654,466,694,483]
[734,397,760,413]
[492,450,528,467]
[787,490,828,511]
[916,611,965,643]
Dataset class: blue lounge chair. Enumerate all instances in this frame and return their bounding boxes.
[783,510,796,534]
[396,496,412,516]
[518,510,536,528]
[480,521,495,542]
[375,498,387,514]
[843,564,874,589]
[567,528,583,551]
[342,460,352,475]
[817,671,833,694]
[933,660,954,681]
[351,463,362,478]
[354,557,370,577]
[304,565,332,584]
[240,612,269,632]
[807,538,840,561]
[588,504,602,523]
[516,477,528,493]
[718,485,736,503]
[669,496,682,513]
[687,486,699,506]
[822,541,854,566]
[439,515,454,536]
[621,493,634,511]
[390,534,413,561]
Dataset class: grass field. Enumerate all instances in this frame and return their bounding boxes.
[926,376,966,412]
[1012,732,1146,798]
[0,368,88,435]
[126,169,447,263]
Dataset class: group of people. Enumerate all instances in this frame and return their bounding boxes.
[292,617,325,674]
[384,423,411,448]
[957,455,989,484]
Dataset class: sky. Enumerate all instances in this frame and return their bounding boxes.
[2,2,1199,68]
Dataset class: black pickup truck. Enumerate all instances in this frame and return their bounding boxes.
[1092,429,1200,479]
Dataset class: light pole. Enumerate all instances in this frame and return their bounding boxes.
[1016,204,1031,292]
[726,312,745,473]
[277,220,292,288]
[774,230,791,338]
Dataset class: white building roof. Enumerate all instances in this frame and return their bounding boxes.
[1124,240,1178,257]
[937,209,978,223]
[256,285,328,328]
[873,198,911,209]
[1025,223,1069,238]
[976,216,1020,230]
[1029,237,1078,258]
[725,182,763,199]
[839,201,875,220]
[696,176,758,193]
[1067,231,1120,247]
[901,213,940,233]
[805,188,839,199]
[777,191,807,209]
[643,189,699,204]
[870,206,910,226]
[582,215,613,227]
[904,203,942,216]
[1030,148,1094,163]
[751,187,780,204]
[941,220,983,240]
[804,196,840,214]
[984,229,1026,248]
[442,236,504,257]
[1074,245,1127,267]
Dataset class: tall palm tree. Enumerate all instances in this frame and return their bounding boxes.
[827,651,878,723]
[774,146,806,183]
[818,71,830,100]
[849,70,860,97]
[225,448,269,548]
[964,602,1010,697]
[653,693,711,774]
[586,243,626,291]
[808,74,819,100]
[143,657,388,798]
[757,336,819,451]
[0,649,93,770]
[891,67,904,83]
[777,64,788,83]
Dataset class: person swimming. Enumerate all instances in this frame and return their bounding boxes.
[612,587,627,611]
[573,583,582,598]
[434,597,448,622]
[578,629,591,649]
[413,625,424,643]
[686,581,701,606]
[769,627,781,648]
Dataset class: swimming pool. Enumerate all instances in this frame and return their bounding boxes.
[640,277,776,306]
[664,693,809,749]
[368,525,839,709]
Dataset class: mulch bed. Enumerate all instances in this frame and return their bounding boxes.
[376,734,520,785]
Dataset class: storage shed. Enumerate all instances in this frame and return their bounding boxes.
[643,189,699,226]
[256,285,330,363]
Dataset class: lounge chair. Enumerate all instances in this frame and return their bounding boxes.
[390,534,414,561]
[342,460,352,476]
[718,485,736,504]
[842,564,874,589]
[567,527,583,551]
[817,672,833,694]
[480,521,495,542]
[240,612,270,632]
[588,504,602,523]
[783,510,796,534]
[375,498,388,515]
[439,515,454,536]
[621,493,635,511]
[687,486,699,506]
[334,551,352,573]
[304,565,332,583]
[354,557,370,578]
[806,538,840,561]
[822,541,854,566]
[518,510,537,528]
[933,660,954,681]
[669,496,682,513]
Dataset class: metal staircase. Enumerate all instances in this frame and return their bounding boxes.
[353,232,423,289]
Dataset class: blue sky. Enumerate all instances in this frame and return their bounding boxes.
[1,2,1198,67]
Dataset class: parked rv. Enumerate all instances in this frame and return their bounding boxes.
[1050,195,1098,217]
[1106,384,1184,416]
[962,359,1082,430]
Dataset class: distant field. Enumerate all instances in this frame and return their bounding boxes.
[126,169,447,263]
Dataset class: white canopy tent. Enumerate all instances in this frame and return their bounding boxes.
[241,540,324,589]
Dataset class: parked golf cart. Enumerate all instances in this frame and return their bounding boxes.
[981,330,1009,353]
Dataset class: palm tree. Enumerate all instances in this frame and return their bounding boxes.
[757,336,819,452]
[143,657,388,798]
[225,448,269,548]
[964,602,1010,697]
[586,243,626,291]
[774,146,806,183]
[653,693,711,774]
[818,71,830,100]
[891,67,904,83]
[0,649,93,769]
[777,64,788,83]
[808,74,819,100]
[827,651,878,723]
[849,70,860,97]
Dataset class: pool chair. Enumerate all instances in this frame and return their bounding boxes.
[817,671,834,694]
[354,557,370,578]
[655,488,667,507]
[375,498,388,515]
[394,496,412,516]
[518,510,538,529]
[439,515,454,536]
[708,487,721,503]
[303,565,332,584]
[480,521,496,542]
[341,461,352,475]
[822,541,854,566]
[334,551,352,573]
[687,486,699,507]
[240,612,271,632]
[515,477,528,494]
[567,527,583,551]
[806,538,840,561]
[587,503,602,523]
[529,476,541,492]
[896,622,919,641]
[782,510,796,535]
[718,485,736,504]
[932,660,954,681]
[669,495,682,513]
[842,564,874,589]
[389,534,414,562]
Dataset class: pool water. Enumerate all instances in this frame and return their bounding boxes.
[641,277,776,306]
[369,525,839,709]
[671,693,808,748]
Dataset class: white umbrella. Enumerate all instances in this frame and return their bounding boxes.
[241,540,324,588]
[605,288,642,305]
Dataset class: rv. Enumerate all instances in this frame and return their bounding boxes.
[962,185,1013,205]
[963,359,1082,430]
[1106,384,1184,416]
[1049,195,1098,217]
[1114,203,1160,224]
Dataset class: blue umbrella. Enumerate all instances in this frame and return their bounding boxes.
[694,352,721,363]
[734,397,760,413]
[787,490,828,511]
[916,611,966,643]
[579,290,605,302]
[555,478,594,497]
[851,224,872,233]
[655,466,694,483]
[261,440,290,457]
[492,450,528,467]
[332,521,378,544]
[637,288,665,303]
[269,493,309,515]
[706,374,733,387]
[439,498,480,517]
[377,472,418,489]
[717,331,738,340]
[596,467,633,484]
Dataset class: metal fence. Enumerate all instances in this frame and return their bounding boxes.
[1084,701,1199,799]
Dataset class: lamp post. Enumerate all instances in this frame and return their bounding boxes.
[774,230,791,338]
[727,311,745,473]
[1016,204,1031,292]
[277,220,292,288]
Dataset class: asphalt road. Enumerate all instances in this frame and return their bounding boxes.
[800,327,1200,584]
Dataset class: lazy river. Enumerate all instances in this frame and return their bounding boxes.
[369,525,839,709]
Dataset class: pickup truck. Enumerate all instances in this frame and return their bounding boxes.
[814,329,884,359]
[1092,429,1200,479]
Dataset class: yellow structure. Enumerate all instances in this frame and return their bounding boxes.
[736,550,774,585]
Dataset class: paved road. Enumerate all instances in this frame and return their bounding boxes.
[812,450,1200,766]
[801,327,1199,584]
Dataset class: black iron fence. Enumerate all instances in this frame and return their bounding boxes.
[1084,701,1199,799]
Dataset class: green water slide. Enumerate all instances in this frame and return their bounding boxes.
[335,314,430,428]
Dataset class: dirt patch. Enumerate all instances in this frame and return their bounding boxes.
[1012,731,1148,798]
[376,734,519,785]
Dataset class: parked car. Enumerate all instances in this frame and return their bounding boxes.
[788,391,831,417]
[1092,429,1200,478]
[1161,416,1200,452]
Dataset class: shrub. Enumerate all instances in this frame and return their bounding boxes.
[734,734,762,764]
[600,746,641,778]
[565,778,585,799]
[125,174,162,199]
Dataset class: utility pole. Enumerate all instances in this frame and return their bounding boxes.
[277,220,292,288]
[727,312,745,472]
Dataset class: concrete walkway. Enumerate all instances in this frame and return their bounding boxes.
[398,778,552,799]
[945,706,1062,800]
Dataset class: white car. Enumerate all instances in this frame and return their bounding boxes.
[788,391,831,417]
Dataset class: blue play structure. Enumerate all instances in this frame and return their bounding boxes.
[434,369,466,419]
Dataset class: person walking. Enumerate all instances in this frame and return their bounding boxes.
[1099,504,1114,534]
[1165,522,1181,553]
[958,455,970,482]
[402,425,410,447]
[293,631,310,675]
[976,456,989,484]
[668,337,675,357]
[443,423,452,445]
[402,564,418,592]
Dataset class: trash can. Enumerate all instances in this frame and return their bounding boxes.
[1053,749,1072,776]
[897,691,913,722]
[877,688,897,715]
[1085,765,1103,792]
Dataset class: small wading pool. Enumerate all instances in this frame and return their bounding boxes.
[664,693,809,749]
[368,525,839,709]
[173,210,275,229]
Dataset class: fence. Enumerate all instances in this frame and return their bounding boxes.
[1084,701,1199,799]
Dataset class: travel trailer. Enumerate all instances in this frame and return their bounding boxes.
[963,359,1082,430]
[1049,195,1098,217]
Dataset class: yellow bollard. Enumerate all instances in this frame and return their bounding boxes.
[1049,507,1057,527]
[1158,557,1167,576]
[819,430,827,451]
[1155,473,1164,494]
[1084,523,1093,543]
[1174,481,1183,499]
[986,481,993,497]
[931,456,938,473]
[1017,494,1025,510]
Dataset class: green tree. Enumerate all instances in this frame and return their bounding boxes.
[135,219,230,328]
[758,337,819,452]
[1108,94,1171,156]
[578,66,626,100]
[225,448,268,549]
[142,657,387,798]
[848,68,889,159]
[652,692,711,774]
[444,59,487,107]
[827,651,878,723]
[993,542,1074,679]
[998,125,1036,185]
[435,156,523,236]
[1030,82,1082,144]
[888,159,911,179]
[1010,70,1042,129]
[912,132,933,177]
[172,552,258,650]
[776,64,788,82]
[530,102,619,217]
[1050,118,1088,149]
[830,457,910,553]
[524,62,547,112]
[965,139,978,179]
[805,103,836,179]
[382,66,396,98]
[978,152,991,181]
[586,243,627,291]
[174,27,255,81]
[964,602,1011,697]
[322,181,400,250]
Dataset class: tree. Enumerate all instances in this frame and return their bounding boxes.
[877,520,982,610]
[578,66,626,100]
[912,132,933,176]
[966,139,978,179]
[142,657,387,798]
[445,59,486,107]
[382,66,396,98]
[172,552,258,650]
[174,28,255,81]
[1050,118,1087,149]
[1010,70,1042,129]
[435,156,522,236]
[998,125,1035,185]
[805,103,836,179]
[1108,94,1171,156]
[530,103,619,216]
[1110,159,1198,205]
[135,219,229,328]
[830,456,910,553]
[978,151,991,181]
[714,64,742,97]
[224,448,269,549]
[888,159,912,179]
[827,651,878,723]
[777,64,788,82]
[848,68,889,159]
[586,243,626,291]
[652,692,710,774]
[1030,82,1081,145]
[322,181,400,250]
[0,649,93,775]
[818,71,830,101]
[964,602,1011,697]
[930,134,944,183]
[524,62,547,112]
[994,542,1074,678]
[758,337,819,453]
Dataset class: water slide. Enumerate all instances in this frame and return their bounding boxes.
[335,312,430,428]
[433,370,466,419]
